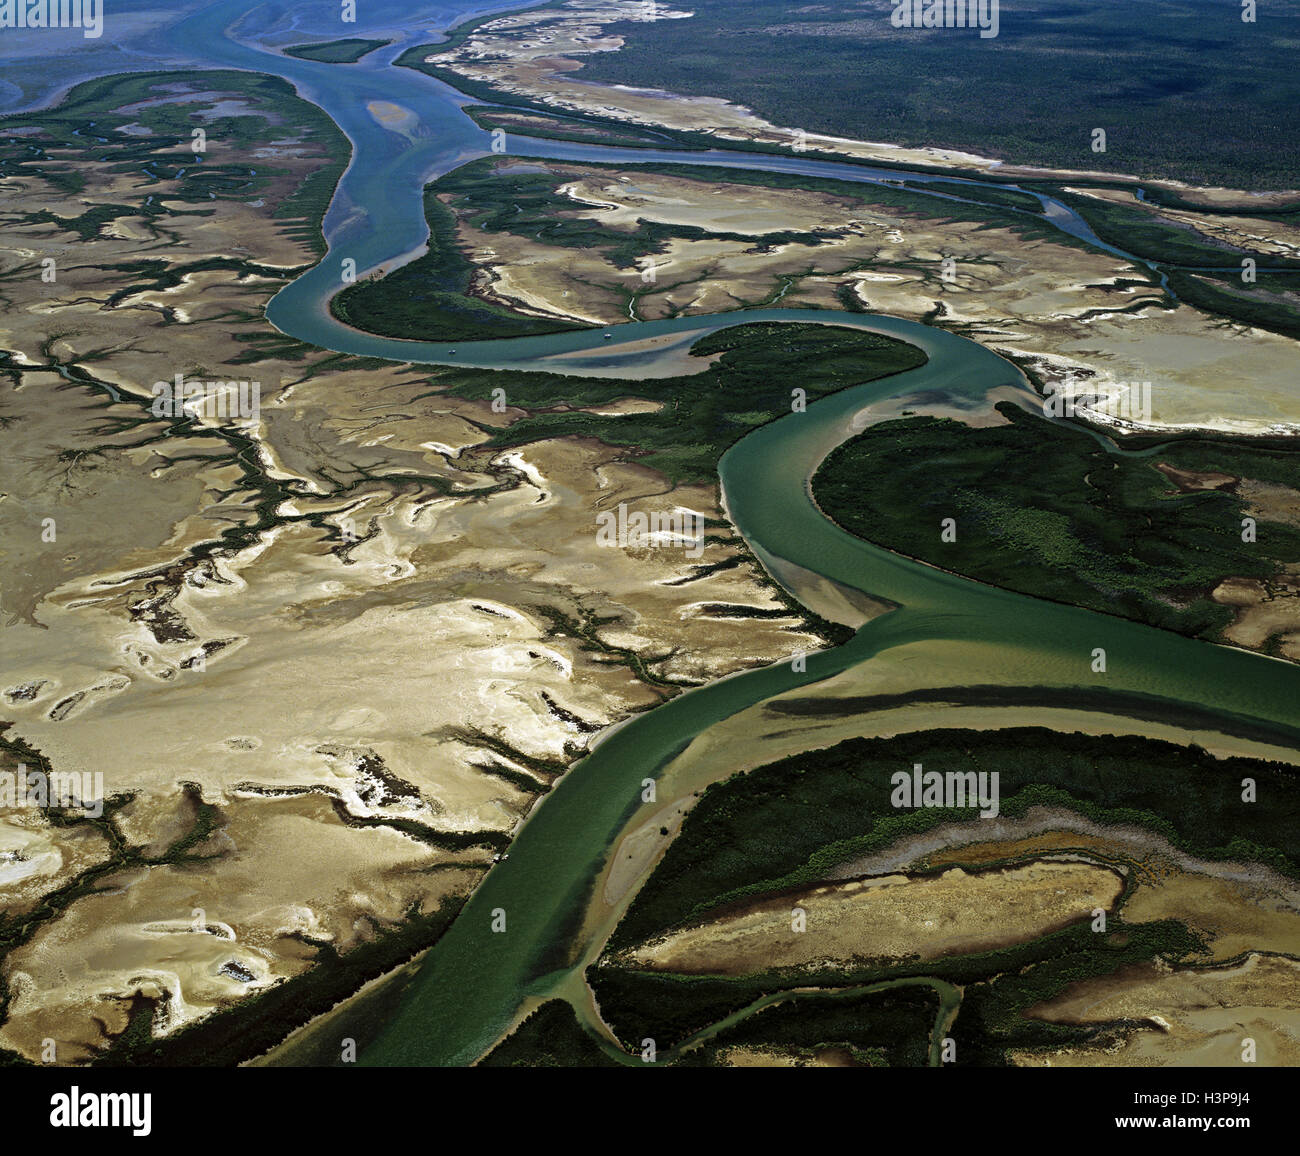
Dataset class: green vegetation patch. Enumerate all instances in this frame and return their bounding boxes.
[330,177,574,344]
[903,178,1044,215]
[676,985,940,1068]
[570,0,1300,189]
[611,727,1300,950]
[480,1000,624,1067]
[1052,188,1300,273]
[283,37,391,63]
[813,402,1300,643]
[422,320,926,485]
[464,105,693,150]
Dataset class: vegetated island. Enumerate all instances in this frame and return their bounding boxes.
[284,38,391,64]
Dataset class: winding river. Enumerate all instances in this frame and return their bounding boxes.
[33,0,1300,1063]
